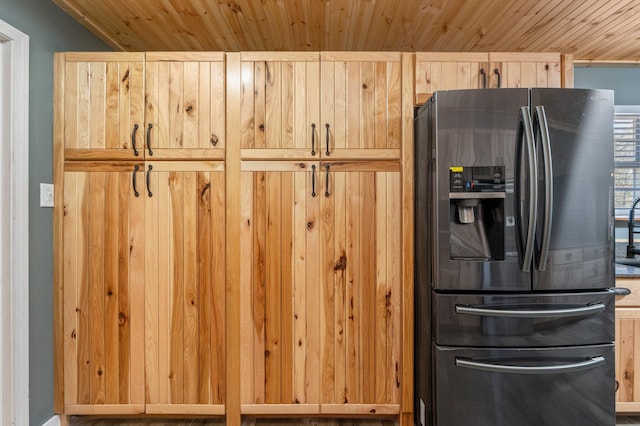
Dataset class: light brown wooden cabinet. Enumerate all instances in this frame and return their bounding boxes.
[61,53,144,160]
[143,162,225,415]
[615,279,640,413]
[414,51,569,105]
[61,162,146,414]
[145,53,226,160]
[238,52,401,161]
[54,52,227,417]
[238,160,401,417]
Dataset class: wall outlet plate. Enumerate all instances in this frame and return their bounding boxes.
[40,183,54,208]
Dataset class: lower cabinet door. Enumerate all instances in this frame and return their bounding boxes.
[433,344,615,426]
[62,167,145,414]
[144,162,226,414]
[238,161,402,417]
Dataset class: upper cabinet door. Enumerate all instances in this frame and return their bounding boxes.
[239,52,321,160]
[62,53,144,161]
[145,53,226,160]
[489,52,562,88]
[415,52,489,104]
[320,53,402,160]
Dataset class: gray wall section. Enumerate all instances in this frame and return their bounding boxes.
[575,66,640,105]
[0,0,638,423]
[0,0,110,425]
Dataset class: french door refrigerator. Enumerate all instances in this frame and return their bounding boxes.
[415,88,617,426]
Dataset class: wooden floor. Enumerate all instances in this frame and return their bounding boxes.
[619,416,640,425]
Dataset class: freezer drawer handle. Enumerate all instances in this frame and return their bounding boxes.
[455,302,606,318]
[455,356,605,375]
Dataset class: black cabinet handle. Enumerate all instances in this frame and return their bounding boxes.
[146,123,153,156]
[494,68,502,88]
[325,123,330,156]
[324,164,330,197]
[311,164,316,197]
[131,124,139,156]
[132,165,140,197]
[146,164,153,197]
[311,123,316,156]
[480,68,487,89]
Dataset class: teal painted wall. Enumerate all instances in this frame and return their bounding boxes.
[575,66,640,105]
[0,1,110,424]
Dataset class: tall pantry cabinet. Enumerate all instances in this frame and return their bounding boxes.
[54,51,416,424]
[54,52,226,416]
[229,52,404,417]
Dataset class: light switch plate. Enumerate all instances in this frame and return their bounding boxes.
[40,183,54,208]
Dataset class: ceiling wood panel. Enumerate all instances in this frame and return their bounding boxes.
[53,0,640,60]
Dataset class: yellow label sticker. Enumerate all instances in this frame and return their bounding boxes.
[450,166,463,172]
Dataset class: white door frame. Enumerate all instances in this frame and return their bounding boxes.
[0,18,29,426]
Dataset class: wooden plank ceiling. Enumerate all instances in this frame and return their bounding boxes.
[53,0,640,61]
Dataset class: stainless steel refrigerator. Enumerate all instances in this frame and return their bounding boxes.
[415,88,618,426]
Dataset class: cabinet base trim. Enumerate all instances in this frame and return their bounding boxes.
[145,404,225,415]
[241,404,321,416]
[63,404,145,415]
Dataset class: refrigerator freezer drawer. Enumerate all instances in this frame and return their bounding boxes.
[432,291,614,347]
[433,344,615,426]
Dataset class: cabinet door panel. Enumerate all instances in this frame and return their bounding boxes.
[615,311,640,406]
[240,163,321,407]
[239,53,320,159]
[319,166,401,406]
[489,53,561,88]
[146,56,226,160]
[415,52,489,97]
[63,54,144,159]
[321,54,402,159]
[63,167,145,410]
[145,164,225,410]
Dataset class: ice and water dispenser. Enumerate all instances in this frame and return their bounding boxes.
[449,166,506,261]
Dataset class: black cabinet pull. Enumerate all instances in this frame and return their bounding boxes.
[146,164,153,197]
[325,123,330,156]
[324,164,330,197]
[132,165,140,197]
[311,123,316,156]
[146,123,153,156]
[131,124,139,156]
[494,68,502,88]
[480,68,487,89]
[311,164,316,197]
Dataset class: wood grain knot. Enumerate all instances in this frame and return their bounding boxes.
[307,221,314,230]
[201,182,211,199]
[121,69,129,83]
[118,312,127,325]
[298,163,306,169]
[228,1,242,14]
[334,254,347,271]
[185,104,193,113]
[210,134,219,146]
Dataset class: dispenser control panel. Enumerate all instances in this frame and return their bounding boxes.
[449,166,505,192]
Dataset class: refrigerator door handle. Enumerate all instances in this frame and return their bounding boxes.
[516,106,538,272]
[455,356,606,375]
[534,105,553,271]
[455,302,606,318]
